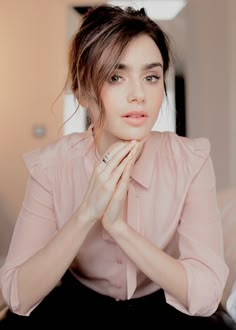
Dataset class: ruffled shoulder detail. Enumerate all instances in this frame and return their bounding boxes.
[165,132,210,158]
[162,132,211,177]
[23,148,51,192]
[168,132,210,158]
[22,131,90,192]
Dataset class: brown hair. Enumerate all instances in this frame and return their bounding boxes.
[66,4,172,146]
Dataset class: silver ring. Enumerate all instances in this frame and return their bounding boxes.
[102,153,111,164]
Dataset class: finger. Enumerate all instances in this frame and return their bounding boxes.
[107,140,137,167]
[109,142,139,190]
[112,155,134,201]
[107,150,133,188]
[98,140,137,175]
[97,141,128,170]
[103,141,130,160]
[132,139,146,164]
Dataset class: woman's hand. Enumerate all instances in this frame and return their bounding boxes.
[101,140,143,233]
[79,140,137,224]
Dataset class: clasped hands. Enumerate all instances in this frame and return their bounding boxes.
[80,139,145,235]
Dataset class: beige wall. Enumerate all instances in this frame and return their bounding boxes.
[0,0,67,257]
[183,0,231,190]
[157,0,235,191]
[0,0,235,260]
[229,0,236,188]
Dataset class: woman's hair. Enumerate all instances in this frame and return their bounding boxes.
[66,4,172,145]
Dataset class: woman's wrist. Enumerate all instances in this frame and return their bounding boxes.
[103,217,128,238]
[74,205,97,227]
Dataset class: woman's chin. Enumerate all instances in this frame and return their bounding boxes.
[122,132,150,142]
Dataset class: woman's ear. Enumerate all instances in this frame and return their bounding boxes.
[79,97,89,109]
[77,89,89,108]
[79,99,88,109]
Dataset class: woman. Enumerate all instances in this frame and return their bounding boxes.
[0,4,229,328]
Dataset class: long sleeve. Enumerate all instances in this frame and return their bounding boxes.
[165,149,229,316]
[226,280,236,322]
[0,149,57,314]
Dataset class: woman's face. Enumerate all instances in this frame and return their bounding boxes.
[90,34,165,151]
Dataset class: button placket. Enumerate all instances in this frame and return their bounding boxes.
[126,183,140,299]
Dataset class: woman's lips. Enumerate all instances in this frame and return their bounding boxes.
[121,112,148,126]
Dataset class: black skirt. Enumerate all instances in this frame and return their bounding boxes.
[0,270,231,329]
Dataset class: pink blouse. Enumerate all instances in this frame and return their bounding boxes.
[0,130,229,316]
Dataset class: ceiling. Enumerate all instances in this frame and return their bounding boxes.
[73,0,188,20]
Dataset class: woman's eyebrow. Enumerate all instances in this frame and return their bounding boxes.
[143,62,163,70]
[115,62,163,71]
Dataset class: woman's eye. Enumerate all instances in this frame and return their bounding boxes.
[109,74,122,83]
[145,75,160,82]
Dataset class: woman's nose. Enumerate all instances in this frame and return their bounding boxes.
[127,82,145,103]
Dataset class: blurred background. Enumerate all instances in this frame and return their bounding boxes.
[0,0,236,265]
